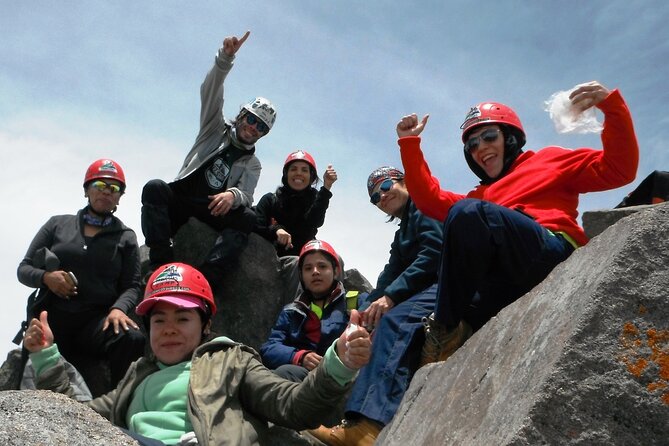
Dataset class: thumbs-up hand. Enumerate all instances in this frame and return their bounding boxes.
[23,311,54,353]
[396,113,429,138]
[323,164,338,190]
[336,310,371,370]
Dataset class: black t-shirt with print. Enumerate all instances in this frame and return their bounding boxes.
[172,145,249,201]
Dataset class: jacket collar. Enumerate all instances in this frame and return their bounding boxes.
[294,281,345,310]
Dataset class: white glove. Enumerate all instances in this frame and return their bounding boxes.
[179,431,198,445]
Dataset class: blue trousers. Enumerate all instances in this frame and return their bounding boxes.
[344,284,436,425]
[435,199,575,330]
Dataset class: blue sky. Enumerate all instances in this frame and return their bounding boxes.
[1,1,667,358]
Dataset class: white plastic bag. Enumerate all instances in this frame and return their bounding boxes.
[544,89,603,134]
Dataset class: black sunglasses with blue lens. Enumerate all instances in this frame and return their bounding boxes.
[370,179,394,205]
[464,128,501,153]
[245,114,269,134]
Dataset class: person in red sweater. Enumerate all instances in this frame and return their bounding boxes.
[396,81,639,366]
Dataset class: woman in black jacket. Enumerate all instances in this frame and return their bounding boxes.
[254,150,337,299]
[17,159,145,393]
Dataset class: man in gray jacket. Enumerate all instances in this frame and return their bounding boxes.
[141,31,276,282]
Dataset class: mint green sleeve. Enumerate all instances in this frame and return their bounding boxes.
[323,340,358,386]
[29,344,62,376]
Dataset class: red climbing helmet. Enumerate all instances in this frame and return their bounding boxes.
[284,150,317,172]
[136,263,217,317]
[84,159,126,190]
[282,150,318,187]
[299,239,340,272]
[460,102,526,147]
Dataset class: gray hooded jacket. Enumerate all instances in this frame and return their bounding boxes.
[176,48,262,209]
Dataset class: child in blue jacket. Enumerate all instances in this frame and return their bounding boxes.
[261,239,366,382]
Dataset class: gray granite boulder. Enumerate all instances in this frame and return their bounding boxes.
[0,388,320,446]
[0,390,137,445]
[378,202,669,445]
[582,204,656,239]
[0,350,22,394]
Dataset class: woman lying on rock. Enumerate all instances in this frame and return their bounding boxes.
[23,262,371,446]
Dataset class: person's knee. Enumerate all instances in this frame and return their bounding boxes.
[238,206,257,233]
[447,199,483,226]
[141,179,170,204]
[445,199,487,245]
[221,206,255,234]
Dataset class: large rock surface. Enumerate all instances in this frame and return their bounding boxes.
[582,204,656,239]
[378,202,669,445]
[0,390,137,445]
[0,388,322,446]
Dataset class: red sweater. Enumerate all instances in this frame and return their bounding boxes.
[399,89,639,247]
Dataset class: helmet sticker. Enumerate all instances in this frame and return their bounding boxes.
[148,265,194,296]
[152,264,183,287]
[305,240,324,251]
[98,160,118,174]
[460,106,483,130]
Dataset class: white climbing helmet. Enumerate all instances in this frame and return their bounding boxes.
[241,97,277,132]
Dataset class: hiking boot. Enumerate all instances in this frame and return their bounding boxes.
[420,314,472,367]
[305,418,381,446]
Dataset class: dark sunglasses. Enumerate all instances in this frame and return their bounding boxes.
[464,128,501,153]
[370,179,394,205]
[245,114,269,134]
[90,180,122,194]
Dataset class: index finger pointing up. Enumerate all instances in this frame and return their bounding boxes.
[237,30,251,47]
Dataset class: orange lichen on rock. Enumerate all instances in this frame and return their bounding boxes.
[622,322,638,337]
[646,328,669,381]
[619,322,669,405]
[648,381,667,392]
[626,357,648,377]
